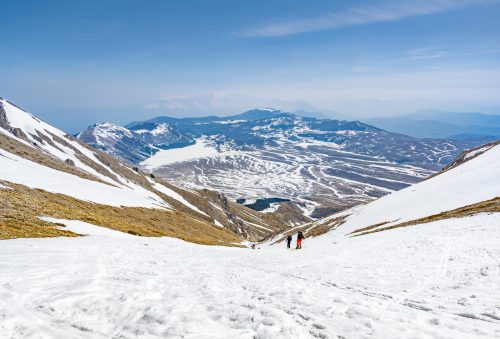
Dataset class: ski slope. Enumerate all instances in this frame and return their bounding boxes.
[0,214,498,339]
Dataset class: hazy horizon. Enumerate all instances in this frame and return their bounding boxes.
[1,0,499,132]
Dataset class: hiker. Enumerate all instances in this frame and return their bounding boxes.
[296,231,304,249]
[251,243,256,250]
[286,235,292,249]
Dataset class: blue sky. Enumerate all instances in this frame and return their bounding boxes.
[1,0,499,132]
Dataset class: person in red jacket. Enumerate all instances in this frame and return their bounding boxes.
[296,231,304,249]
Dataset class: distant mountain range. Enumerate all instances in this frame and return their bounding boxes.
[78,108,485,217]
[366,111,500,140]
[0,98,298,242]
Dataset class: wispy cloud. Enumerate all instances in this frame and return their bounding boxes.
[239,0,497,38]
[138,66,500,117]
[407,47,451,60]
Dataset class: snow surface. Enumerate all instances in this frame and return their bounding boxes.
[1,99,64,140]
[90,123,133,143]
[140,138,219,168]
[0,182,12,190]
[212,120,247,124]
[464,144,496,160]
[0,214,499,338]
[328,144,500,234]
[0,148,170,209]
[148,179,208,216]
[141,138,240,168]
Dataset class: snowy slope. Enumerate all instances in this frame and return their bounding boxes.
[0,148,169,208]
[316,142,500,235]
[0,213,498,338]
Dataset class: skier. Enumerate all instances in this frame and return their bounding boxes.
[286,235,292,249]
[296,231,304,249]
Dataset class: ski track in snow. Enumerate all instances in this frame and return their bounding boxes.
[1,214,499,339]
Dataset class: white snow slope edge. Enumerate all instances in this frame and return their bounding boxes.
[319,142,500,235]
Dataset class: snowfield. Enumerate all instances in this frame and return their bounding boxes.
[0,213,499,339]
[140,138,239,169]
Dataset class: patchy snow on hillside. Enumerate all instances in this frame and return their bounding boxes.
[329,144,500,234]
[0,148,170,209]
[0,213,498,339]
[148,179,208,216]
[1,100,135,187]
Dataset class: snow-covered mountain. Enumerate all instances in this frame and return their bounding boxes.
[0,98,291,242]
[78,122,193,164]
[79,109,483,217]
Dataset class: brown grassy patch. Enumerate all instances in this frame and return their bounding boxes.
[352,197,500,237]
[0,181,243,246]
[348,220,394,235]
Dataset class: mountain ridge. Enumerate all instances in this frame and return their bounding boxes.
[79,108,486,217]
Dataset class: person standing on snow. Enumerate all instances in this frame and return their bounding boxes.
[286,235,292,249]
[296,231,304,249]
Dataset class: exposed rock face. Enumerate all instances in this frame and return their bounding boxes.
[0,104,8,130]
[0,101,32,143]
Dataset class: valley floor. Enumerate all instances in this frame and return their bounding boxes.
[0,214,499,339]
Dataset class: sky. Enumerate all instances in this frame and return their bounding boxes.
[1,0,500,132]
